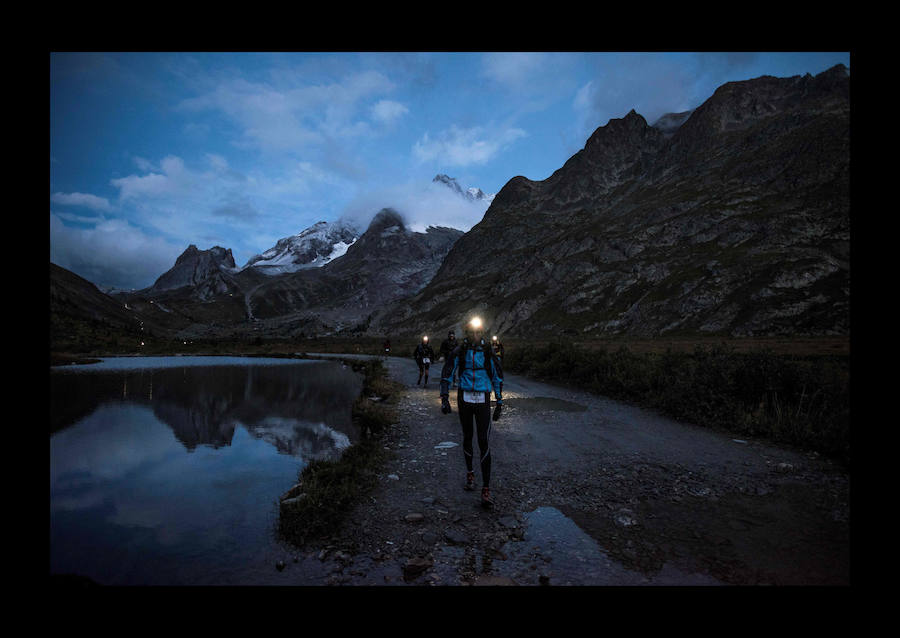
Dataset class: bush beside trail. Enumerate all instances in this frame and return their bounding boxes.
[277,358,403,548]
[503,341,850,468]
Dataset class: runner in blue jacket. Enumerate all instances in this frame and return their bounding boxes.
[439,316,503,509]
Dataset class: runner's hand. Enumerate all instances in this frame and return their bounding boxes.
[492,404,502,421]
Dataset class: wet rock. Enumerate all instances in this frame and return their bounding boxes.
[475,575,517,586]
[498,516,519,529]
[443,528,469,545]
[422,531,439,544]
[280,494,307,507]
[281,483,303,501]
[403,556,433,580]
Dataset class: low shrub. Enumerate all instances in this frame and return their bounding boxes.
[504,341,850,466]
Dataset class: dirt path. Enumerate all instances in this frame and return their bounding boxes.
[297,354,850,586]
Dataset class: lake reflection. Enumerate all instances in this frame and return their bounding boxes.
[50,356,363,585]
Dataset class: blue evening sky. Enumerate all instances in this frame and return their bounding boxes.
[49,51,850,290]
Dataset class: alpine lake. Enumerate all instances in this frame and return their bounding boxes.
[50,356,363,585]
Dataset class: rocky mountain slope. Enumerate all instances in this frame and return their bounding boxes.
[104,208,463,341]
[145,245,238,300]
[376,65,850,339]
[237,208,463,338]
[50,262,155,350]
[51,68,850,348]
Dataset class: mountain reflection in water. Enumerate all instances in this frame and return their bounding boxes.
[49,357,365,585]
[50,357,363,455]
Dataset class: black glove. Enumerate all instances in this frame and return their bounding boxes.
[441,396,452,414]
[492,404,502,421]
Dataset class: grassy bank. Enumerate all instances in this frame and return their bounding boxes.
[504,341,850,468]
[277,357,404,548]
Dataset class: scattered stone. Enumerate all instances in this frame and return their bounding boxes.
[387,474,400,481]
[434,441,458,449]
[498,516,519,529]
[475,575,517,586]
[405,513,425,523]
[614,508,638,527]
[422,531,439,544]
[422,496,435,505]
[403,556,433,580]
[443,528,469,545]
[775,462,795,474]
[317,549,329,561]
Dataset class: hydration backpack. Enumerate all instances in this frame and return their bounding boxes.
[458,339,501,378]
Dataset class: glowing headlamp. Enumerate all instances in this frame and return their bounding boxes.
[468,316,483,331]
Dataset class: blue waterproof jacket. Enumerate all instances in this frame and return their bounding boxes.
[440,339,503,402]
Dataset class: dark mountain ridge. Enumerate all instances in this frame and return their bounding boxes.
[50,65,850,349]
[376,64,850,339]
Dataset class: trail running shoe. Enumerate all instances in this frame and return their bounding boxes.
[481,487,495,510]
[464,471,476,491]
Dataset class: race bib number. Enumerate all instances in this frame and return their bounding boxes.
[422,357,430,364]
[462,391,485,404]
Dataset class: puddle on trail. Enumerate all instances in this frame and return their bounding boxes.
[502,397,587,413]
[475,507,723,586]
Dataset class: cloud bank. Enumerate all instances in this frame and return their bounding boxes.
[339,179,491,235]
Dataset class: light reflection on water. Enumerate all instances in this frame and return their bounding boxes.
[494,507,723,586]
[50,357,362,585]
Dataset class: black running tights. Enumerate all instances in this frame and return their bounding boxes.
[457,390,492,487]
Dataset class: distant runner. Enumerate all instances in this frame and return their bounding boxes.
[413,335,435,386]
[438,330,459,387]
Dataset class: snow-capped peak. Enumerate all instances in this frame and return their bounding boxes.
[433,174,495,204]
[243,218,360,274]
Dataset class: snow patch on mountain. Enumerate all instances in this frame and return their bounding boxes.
[433,174,496,203]
[243,174,492,275]
[243,219,360,274]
